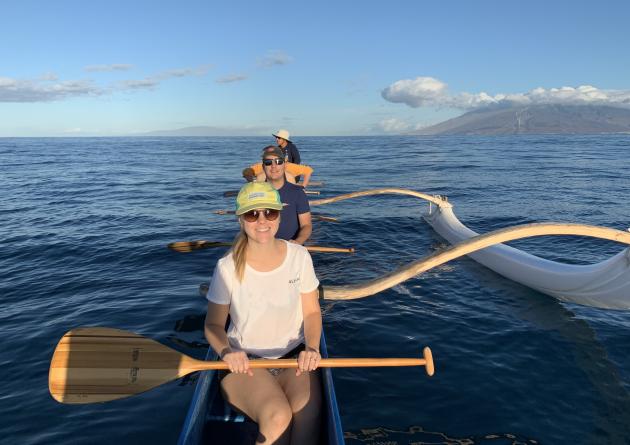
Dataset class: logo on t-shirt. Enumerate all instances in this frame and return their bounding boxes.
[288,277,300,284]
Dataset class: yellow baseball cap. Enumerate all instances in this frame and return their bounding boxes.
[235,182,283,215]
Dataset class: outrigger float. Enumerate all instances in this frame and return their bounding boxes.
[309,188,630,309]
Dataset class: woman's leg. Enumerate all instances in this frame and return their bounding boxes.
[221,369,293,445]
[277,370,322,445]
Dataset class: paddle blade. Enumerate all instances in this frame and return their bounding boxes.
[48,327,193,404]
[168,241,231,252]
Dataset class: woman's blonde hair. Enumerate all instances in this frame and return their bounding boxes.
[230,227,248,282]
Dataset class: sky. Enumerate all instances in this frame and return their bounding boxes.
[1,0,629,137]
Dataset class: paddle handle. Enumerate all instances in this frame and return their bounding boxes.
[190,347,434,376]
[306,246,354,253]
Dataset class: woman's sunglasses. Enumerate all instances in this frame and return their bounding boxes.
[242,208,280,222]
[262,158,285,166]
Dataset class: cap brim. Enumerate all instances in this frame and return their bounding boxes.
[272,133,291,142]
[235,202,284,215]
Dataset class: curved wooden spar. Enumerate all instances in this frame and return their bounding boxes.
[168,241,353,253]
[49,327,434,404]
[323,223,630,300]
[310,188,447,207]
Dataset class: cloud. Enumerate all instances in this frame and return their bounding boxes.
[0,76,104,102]
[382,77,448,108]
[39,72,59,81]
[116,78,159,90]
[257,50,292,68]
[155,65,212,79]
[382,77,630,110]
[215,74,248,84]
[373,118,411,133]
[84,64,134,72]
[0,65,212,102]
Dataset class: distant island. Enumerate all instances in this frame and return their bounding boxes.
[412,104,630,135]
[136,104,630,137]
[138,126,266,137]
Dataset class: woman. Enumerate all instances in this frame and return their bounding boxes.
[204,181,323,445]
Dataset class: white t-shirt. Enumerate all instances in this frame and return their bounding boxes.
[206,241,320,358]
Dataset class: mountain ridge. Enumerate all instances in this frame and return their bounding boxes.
[412,104,630,135]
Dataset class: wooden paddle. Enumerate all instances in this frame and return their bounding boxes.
[49,327,435,404]
[168,241,353,253]
[301,181,324,187]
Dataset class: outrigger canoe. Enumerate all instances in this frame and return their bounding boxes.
[177,331,345,445]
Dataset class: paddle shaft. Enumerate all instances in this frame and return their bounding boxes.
[188,356,431,371]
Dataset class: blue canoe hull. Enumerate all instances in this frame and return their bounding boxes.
[177,331,345,445]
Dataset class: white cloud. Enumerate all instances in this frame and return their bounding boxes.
[0,77,103,102]
[257,50,292,68]
[382,77,630,109]
[156,65,212,79]
[216,74,248,84]
[0,65,212,102]
[381,77,448,108]
[39,72,59,81]
[84,64,134,72]
[116,78,159,90]
[374,118,411,133]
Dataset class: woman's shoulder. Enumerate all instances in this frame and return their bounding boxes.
[285,241,311,259]
[216,251,235,270]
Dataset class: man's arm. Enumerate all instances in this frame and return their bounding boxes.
[299,166,312,188]
[291,211,312,245]
[285,172,297,184]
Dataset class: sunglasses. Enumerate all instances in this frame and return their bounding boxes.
[262,158,285,166]
[242,208,280,223]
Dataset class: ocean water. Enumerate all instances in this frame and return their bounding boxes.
[1,135,629,444]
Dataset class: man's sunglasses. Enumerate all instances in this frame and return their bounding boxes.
[262,158,285,166]
[242,208,280,222]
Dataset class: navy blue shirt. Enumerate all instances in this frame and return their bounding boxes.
[276,181,310,240]
[284,142,301,165]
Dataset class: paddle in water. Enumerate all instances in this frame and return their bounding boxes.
[49,327,434,404]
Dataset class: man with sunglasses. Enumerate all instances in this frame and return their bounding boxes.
[247,156,314,188]
[261,145,312,245]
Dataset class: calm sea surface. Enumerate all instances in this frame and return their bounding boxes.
[1,135,629,444]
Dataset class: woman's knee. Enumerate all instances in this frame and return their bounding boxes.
[259,400,293,431]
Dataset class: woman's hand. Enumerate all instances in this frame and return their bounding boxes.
[296,346,321,376]
[221,350,253,376]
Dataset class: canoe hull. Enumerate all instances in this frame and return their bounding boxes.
[177,332,344,445]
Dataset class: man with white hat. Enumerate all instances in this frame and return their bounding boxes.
[273,129,301,165]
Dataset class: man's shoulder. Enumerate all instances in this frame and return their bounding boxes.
[279,181,308,205]
[280,180,302,191]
